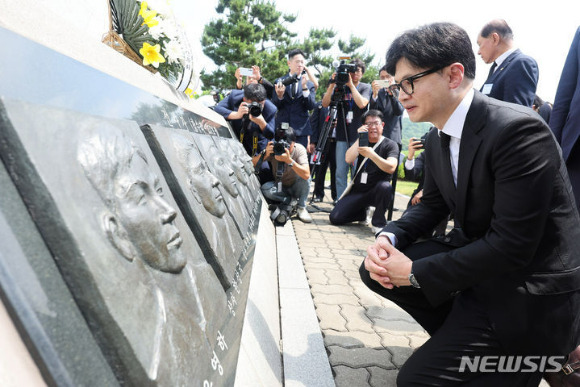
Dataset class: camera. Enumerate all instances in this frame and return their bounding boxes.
[411,137,426,149]
[333,59,357,86]
[273,122,291,156]
[359,131,369,147]
[269,203,293,226]
[281,70,306,86]
[246,101,262,117]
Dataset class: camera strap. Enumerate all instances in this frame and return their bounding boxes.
[338,137,384,200]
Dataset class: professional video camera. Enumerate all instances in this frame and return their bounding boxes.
[331,58,357,87]
[273,122,291,156]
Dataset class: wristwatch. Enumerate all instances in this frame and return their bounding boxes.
[409,272,421,288]
[288,161,295,168]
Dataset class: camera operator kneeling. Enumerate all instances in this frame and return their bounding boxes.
[253,124,312,225]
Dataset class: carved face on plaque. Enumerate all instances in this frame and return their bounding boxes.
[78,127,187,273]
[230,151,249,186]
[206,144,239,198]
[186,145,227,218]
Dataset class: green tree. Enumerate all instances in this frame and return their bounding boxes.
[201,0,296,92]
[200,0,378,96]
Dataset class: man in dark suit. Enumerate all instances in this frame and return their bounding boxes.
[370,65,405,145]
[360,22,580,385]
[550,26,580,214]
[272,48,317,149]
[213,83,276,157]
[477,19,539,107]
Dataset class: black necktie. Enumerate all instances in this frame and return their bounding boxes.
[486,61,497,81]
[440,132,451,149]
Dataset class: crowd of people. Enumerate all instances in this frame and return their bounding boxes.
[212,19,580,385]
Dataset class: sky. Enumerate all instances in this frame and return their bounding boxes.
[173,0,579,103]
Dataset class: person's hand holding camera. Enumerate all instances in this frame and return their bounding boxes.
[274,147,292,165]
[231,101,250,120]
[371,80,381,99]
[407,137,424,160]
[357,125,373,158]
[248,108,267,130]
[275,81,286,99]
[235,68,243,89]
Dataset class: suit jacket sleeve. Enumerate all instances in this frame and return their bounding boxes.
[549,27,580,148]
[407,117,560,306]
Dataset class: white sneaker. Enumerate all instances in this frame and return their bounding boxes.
[371,226,383,234]
[297,207,312,223]
[365,206,376,225]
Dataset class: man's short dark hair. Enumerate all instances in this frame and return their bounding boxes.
[243,83,267,102]
[275,124,296,143]
[480,19,514,41]
[385,22,476,80]
[351,58,366,74]
[379,64,388,74]
[288,48,306,60]
[362,109,384,124]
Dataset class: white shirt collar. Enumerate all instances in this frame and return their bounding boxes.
[495,47,517,68]
[440,88,474,140]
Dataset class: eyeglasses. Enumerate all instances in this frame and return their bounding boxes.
[365,121,382,127]
[388,65,448,95]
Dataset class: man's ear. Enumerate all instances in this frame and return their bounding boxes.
[102,213,136,262]
[188,179,203,204]
[448,63,465,89]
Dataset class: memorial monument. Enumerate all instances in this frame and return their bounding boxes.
[0,0,280,385]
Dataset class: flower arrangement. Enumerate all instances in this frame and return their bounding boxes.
[103,0,198,94]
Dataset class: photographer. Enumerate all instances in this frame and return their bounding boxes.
[329,110,399,233]
[254,124,313,223]
[213,83,277,158]
[272,49,317,148]
[321,58,371,199]
[370,65,405,146]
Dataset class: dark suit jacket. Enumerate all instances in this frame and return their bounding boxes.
[309,102,330,144]
[370,89,405,145]
[385,91,580,355]
[271,75,316,137]
[213,90,277,155]
[480,49,538,107]
[550,26,580,162]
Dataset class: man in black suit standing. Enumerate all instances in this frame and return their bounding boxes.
[477,19,538,107]
[272,48,317,149]
[360,22,580,385]
[370,65,405,145]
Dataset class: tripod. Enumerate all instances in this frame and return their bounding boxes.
[309,88,347,212]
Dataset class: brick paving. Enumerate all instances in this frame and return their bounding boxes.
[291,191,429,386]
[290,189,550,387]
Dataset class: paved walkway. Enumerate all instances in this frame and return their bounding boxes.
[289,190,550,387]
[291,191,428,386]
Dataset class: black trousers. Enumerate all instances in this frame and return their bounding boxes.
[329,181,392,228]
[359,239,543,386]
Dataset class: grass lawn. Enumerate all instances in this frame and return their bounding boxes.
[395,180,418,197]
[320,170,419,197]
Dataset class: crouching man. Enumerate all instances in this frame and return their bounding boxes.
[254,124,312,224]
[329,110,399,233]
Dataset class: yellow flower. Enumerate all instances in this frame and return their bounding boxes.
[139,42,166,68]
[184,87,193,97]
[139,2,159,28]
